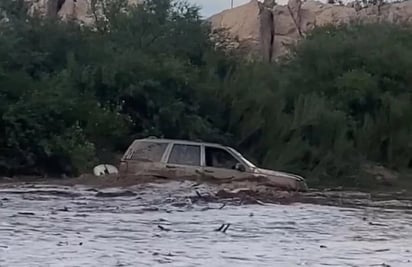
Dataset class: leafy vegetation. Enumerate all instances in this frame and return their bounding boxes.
[1,0,412,187]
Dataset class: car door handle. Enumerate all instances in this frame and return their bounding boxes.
[204,169,214,173]
[166,165,176,169]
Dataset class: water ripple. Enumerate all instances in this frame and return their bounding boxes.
[1,184,412,266]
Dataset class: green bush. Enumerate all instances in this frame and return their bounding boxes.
[0,0,229,176]
[1,0,412,188]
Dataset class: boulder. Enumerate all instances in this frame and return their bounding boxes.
[272,35,297,58]
[288,0,302,32]
[273,5,299,37]
[299,8,316,34]
[209,0,412,61]
[263,0,277,8]
[209,0,274,61]
[26,0,56,17]
[27,0,143,25]
[301,1,358,26]
[374,1,412,24]
[22,0,412,61]
[58,0,93,24]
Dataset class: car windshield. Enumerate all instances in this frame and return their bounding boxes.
[227,147,257,168]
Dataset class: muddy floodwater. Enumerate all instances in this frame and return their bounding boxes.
[1,181,412,267]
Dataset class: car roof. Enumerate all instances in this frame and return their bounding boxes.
[134,137,227,148]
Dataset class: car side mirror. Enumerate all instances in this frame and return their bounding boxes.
[235,163,246,172]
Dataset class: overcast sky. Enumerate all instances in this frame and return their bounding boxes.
[189,0,251,17]
[190,0,293,17]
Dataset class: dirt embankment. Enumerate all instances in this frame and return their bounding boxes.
[1,174,411,210]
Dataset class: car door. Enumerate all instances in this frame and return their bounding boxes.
[120,140,170,177]
[163,143,203,180]
[203,145,252,181]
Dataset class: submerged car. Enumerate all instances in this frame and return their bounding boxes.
[116,137,308,191]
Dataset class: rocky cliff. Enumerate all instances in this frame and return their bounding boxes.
[209,0,412,61]
[26,0,142,25]
[24,0,412,61]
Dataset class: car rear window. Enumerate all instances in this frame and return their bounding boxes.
[123,141,168,162]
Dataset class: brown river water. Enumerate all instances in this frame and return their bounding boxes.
[1,180,412,267]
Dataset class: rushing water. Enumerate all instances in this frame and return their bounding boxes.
[0,182,411,267]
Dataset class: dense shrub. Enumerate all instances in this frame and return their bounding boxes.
[1,0,412,187]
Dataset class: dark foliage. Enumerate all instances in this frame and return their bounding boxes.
[1,0,412,187]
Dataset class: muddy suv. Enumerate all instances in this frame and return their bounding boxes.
[118,138,308,191]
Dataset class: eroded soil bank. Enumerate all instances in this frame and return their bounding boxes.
[1,175,411,210]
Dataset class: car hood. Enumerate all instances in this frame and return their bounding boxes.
[254,168,305,182]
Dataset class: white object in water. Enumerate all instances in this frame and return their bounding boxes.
[93,164,119,177]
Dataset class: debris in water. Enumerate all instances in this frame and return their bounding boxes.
[86,188,99,192]
[95,191,137,198]
[171,200,191,208]
[222,224,231,233]
[219,203,226,209]
[256,199,265,206]
[374,248,390,252]
[368,222,388,227]
[17,212,35,216]
[58,207,69,212]
[215,223,231,233]
[142,207,159,212]
[320,245,327,248]
[196,191,203,198]
[215,224,225,232]
[157,225,170,232]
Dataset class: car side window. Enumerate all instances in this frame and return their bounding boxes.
[168,144,201,166]
[205,146,240,170]
[124,141,168,162]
